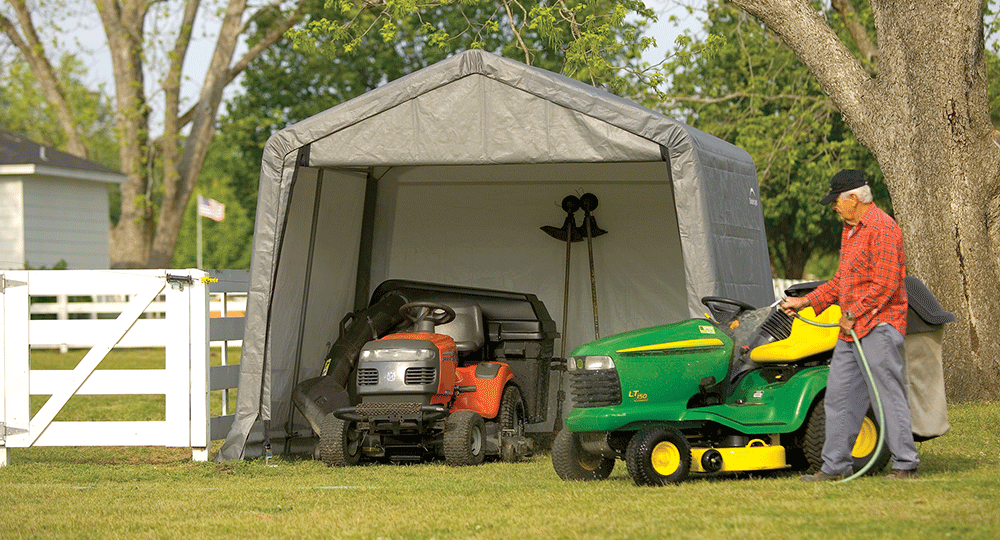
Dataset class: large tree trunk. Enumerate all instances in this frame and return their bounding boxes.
[733,0,1000,401]
[101,0,300,270]
[147,0,248,269]
[871,1,1000,402]
[96,0,155,269]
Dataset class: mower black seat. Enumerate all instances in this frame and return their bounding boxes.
[435,302,485,352]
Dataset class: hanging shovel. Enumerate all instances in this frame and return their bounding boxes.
[578,193,607,340]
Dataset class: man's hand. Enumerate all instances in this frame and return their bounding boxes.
[839,313,855,337]
[779,296,810,316]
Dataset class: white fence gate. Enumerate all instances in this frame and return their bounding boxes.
[0,269,246,466]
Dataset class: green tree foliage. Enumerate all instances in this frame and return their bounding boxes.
[662,1,887,279]
[171,176,255,270]
[0,55,118,169]
[192,0,653,269]
[287,0,656,93]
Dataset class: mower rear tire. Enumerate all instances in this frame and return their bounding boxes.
[499,386,525,437]
[319,414,362,467]
[803,398,891,475]
[498,386,528,462]
[552,429,615,481]
[625,425,691,486]
[444,410,486,466]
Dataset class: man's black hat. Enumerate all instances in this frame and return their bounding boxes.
[820,169,867,205]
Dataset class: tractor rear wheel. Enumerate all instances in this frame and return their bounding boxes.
[802,398,891,475]
[552,429,615,481]
[444,410,486,466]
[625,425,691,486]
[319,413,362,467]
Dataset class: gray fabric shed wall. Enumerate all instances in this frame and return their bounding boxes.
[218,50,771,460]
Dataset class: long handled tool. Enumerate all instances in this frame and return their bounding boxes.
[541,195,583,359]
[578,193,607,340]
[542,196,585,432]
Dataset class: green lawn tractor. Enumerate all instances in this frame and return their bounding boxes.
[552,278,952,485]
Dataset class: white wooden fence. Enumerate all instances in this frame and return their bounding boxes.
[0,269,246,466]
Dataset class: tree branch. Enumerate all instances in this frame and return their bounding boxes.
[158,2,304,139]
[227,3,305,83]
[501,0,533,65]
[669,91,835,107]
[831,0,878,68]
[1,2,87,157]
[728,0,874,142]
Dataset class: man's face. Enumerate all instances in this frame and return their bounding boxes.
[831,194,861,224]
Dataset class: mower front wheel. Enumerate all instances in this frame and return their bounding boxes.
[319,414,363,467]
[625,425,691,486]
[444,410,486,466]
[552,429,615,481]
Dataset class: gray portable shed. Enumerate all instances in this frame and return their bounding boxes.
[218,50,772,460]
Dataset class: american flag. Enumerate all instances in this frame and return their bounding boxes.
[197,195,225,222]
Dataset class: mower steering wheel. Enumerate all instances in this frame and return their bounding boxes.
[700,296,756,323]
[400,301,456,327]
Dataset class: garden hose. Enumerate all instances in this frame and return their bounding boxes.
[790,311,886,483]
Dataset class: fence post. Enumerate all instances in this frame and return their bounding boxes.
[189,270,211,462]
[2,272,30,466]
[55,295,69,353]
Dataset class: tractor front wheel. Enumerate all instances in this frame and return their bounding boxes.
[444,410,486,466]
[552,429,615,481]
[319,414,362,467]
[625,425,691,486]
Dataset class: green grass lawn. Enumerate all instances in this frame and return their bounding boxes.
[3,349,998,539]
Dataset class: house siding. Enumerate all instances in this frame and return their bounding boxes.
[22,175,111,269]
[0,178,26,269]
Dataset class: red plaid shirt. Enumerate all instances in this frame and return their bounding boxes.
[805,203,907,340]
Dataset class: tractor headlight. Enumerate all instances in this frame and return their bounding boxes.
[360,347,436,361]
[568,355,616,371]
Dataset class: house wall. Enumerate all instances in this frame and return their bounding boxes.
[0,178,26,269]
[21,175,111,269]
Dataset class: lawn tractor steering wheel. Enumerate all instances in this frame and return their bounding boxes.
[701,296,756,325]
[400,301,456,332]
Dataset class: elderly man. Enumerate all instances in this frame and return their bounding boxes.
[780,169,919,480]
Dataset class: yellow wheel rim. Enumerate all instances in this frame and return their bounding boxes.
[579,454,603,471]
[852,417,878,459]
[651,441,681,476]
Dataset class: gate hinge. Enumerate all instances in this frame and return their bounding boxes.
[0,275,28,294]
[1,422,28,443]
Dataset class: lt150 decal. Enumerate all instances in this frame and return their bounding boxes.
[628,390,648,403]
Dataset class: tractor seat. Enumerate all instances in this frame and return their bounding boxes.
[434,302,485,353]
[749,306,841,364]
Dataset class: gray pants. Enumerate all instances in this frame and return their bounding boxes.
[821,323,919,475]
